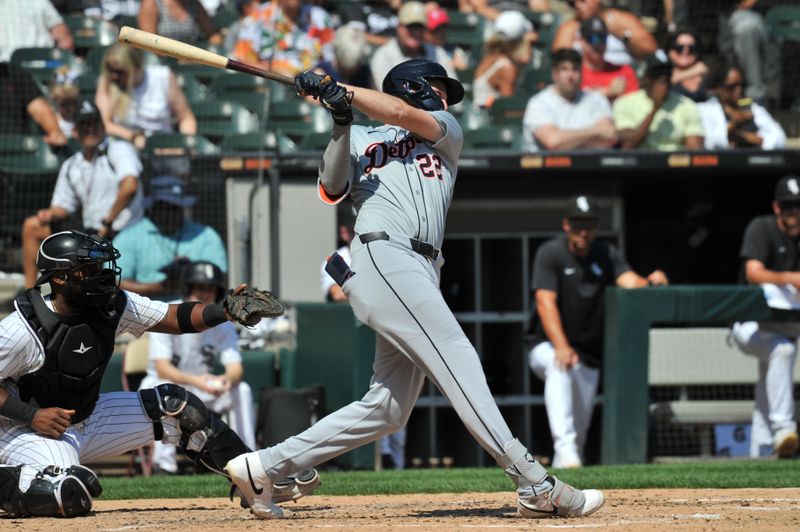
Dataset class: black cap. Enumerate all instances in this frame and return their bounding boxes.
[75,100,102,125]
[774,175,800,202]
[580,17,608,48]
[565,195,598,219]
[644,51,673,79]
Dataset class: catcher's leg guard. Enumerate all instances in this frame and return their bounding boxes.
[0,464,100,518]
[139,383,251,478]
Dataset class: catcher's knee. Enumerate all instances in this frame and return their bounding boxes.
[0,464,101,518]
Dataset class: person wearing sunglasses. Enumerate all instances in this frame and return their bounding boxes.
[578,16,639,102]
[729,175,800,459]
[526,195,667,468]
[667,29,708,103]
[697,55,785,150]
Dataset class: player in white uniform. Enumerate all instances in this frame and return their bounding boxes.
[0,231,317,518]
[225,59,605,520]
[142,261,256,473]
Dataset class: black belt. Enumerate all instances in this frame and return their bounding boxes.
[359,231,441,261]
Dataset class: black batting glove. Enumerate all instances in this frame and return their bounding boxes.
[319,82,353,126]
[294,70,327,97]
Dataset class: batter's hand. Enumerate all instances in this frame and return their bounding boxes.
[319,82,354,126]
[294,71,329,98]
[31,407,74,439]
[554,345,579,370]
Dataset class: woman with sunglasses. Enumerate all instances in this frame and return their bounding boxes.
[95,44,197,150]
[696,55,785,150]
[667,30,707,103]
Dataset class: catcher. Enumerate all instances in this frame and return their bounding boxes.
[0,230,318,518]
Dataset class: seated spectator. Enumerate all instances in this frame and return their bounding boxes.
[460,0,551,20]
[667,29,708,103]
[50,66,80,138]
[0,0,73,62]
[232,0,335,77]
[95,44,197,149]
[115,176,227,301]
[315,24,374,89]
[426,7,468,72]
[697,57,785,150]
[21,101,144,288]
[223,0,262,56]
[473,10,536,109]
[141,260,256,474]
[138,0,222,46]
[370,1,457,90]
[552,0,656,64]
[84,0,141,23]
[0,63,67,146]
[613,53,704,151]
[578,16,638,102]
[522,48,617,152]
[338,0,401,48]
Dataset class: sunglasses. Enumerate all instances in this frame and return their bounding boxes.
[569,218,598,231]
[722,81,744,90]
[671,43,697,54]
[779,201,800,211]
[105,64,127,76]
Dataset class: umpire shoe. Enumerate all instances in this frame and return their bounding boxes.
[517,476,604,518]
[226,453,283,518]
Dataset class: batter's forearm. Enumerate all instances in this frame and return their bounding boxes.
[319,125,353,197]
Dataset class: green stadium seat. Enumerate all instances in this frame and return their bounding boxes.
[267,100,333,142]
[10,48,82,86]
[462,125,521,152]
[488,95,529,126]
[0,135,61,174]
[520,10,562,49]
[210,74,272,115]
[143,132,220,157]
[766,6,800,41]
[446,10,487,58]
[221,132,297,154]
[75,74,99,102]
[176,63,231,86]
[449,98,489,131]
[212,6,240,30]
[175,71,211,104]
[64,15,118,49]
[519,66,550,96]
[193,100,259,140]
[297,131,333,152]
[457,65,476,100]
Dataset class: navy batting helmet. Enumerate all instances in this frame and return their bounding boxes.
[382,59,464,111]
[181,260,226,301]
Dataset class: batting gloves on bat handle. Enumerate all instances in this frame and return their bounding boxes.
[294,70,353,126]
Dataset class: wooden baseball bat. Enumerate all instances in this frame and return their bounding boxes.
[118,26,294,86]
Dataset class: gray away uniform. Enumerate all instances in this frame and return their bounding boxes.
[257,110,546,486]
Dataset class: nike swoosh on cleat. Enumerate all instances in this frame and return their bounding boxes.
[519,500,559,516]
[245,457,264,495]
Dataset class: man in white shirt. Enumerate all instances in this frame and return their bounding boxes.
[21,101,144,288]
[522,48,617,152]
[0,0,73,62]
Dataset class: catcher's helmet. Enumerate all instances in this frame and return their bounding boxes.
[382,59,464,111]
[181,260,226,301]
[36,230,122,308]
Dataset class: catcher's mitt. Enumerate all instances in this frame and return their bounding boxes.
[223,287,285,326]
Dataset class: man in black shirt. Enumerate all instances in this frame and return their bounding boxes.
[528,195,668,468]
[730,175,800,459]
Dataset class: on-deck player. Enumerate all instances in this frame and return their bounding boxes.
[0,230,318,518]
[225,59,605,519]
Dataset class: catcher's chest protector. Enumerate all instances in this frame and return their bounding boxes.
[15,289,126,423]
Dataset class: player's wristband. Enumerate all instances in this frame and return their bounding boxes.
[0,395,39,425]
[202,303,227,327]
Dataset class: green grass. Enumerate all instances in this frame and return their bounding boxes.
[99,460,800,500]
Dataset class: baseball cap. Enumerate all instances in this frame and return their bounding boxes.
[774,175,800,202]
[398,2,427,26]
[144,176,197,209]
[493,10,533,41]
[427,7,450,31]
[580,17,608,48]
[75,100,102,126]
[565,195,599,219]
[644,50,673,79]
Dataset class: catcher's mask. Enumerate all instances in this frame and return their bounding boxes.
[36,230,122,310]
[180,260,226,302]
[382,59,464,111]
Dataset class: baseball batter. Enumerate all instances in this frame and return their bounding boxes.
[0,231,317,518]
[226,59,604,519]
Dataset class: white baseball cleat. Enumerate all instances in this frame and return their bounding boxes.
[774,429,799,458]
[517,476,604,518]
[273,468,321,503]
[226,453,283,519]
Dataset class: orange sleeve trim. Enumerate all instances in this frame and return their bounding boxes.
[318,180,349,205]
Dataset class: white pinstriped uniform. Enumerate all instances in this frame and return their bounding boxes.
[0,291,167,490]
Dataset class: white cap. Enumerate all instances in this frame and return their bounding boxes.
[492,11,533,41]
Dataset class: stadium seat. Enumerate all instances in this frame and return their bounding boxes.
[193,100,259,140]
[462,125,522,152]
[521,10,562,49]
[175,71,211,104]
[446,10,487,59]
[76,74,99,102]
[449,98,489,131]
[176,63,231,86]
[210,74,272,115]
[266,100,334,142]
[488,95,529,126]
[297,131,333,152]
[766,6,800,41]
[519,66,550,96]
[220,132,297,154]
[142,132,220,157]
[10,48,82,86]
[212,5,240,30]
[64,15,118,50]
[457,65,476,100]
[0,135,61,174]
